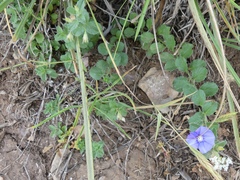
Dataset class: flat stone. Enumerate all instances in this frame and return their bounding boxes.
[138,67,178,113]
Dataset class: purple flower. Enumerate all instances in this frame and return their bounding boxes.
[186,126,215,154]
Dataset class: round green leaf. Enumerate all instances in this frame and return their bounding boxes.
[200,82,218,97]
[190,59,206,70]
[182,83,197,95]
[140,32,154,44]
[35,33,44,43]
[107,53,124,67]
[164,34,175,51]
[173,76,189,92]
[175,56,188,72]
[160,52,174,63]
[165,60,177,71]
[124,27,135,38]
[157,24,170,36]
[98,43,110,55]
[89,60,108,80]
[191,67,207,82]
[191,89,206,106]
[188,112,204,131]
[149,42,165,54]
[116,42,125,52]
[179,43,193,58]
[110,27,118,36]
[146,18,152,30]
[202,101,218,116]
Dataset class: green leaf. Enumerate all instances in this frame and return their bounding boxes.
[160,52,175,63]
[188,112,204,131]
[191,67,207,82]
[124,27,135,38]
[173,76,189,92]
[66,6,76,15]
[110,36,117,44]
[164,34,175,51]
[146,18,152,29]
[175,56,188,72]
[35,66,47,81]
[103,73,120,84]
[107,53,121,67]
[140,32,154,44]
[0,0,13,13]
[119,52,128,66]
[179,43,193,58]
[35,33,44,43]
[92,141,104,159]
[60,52,75,72]
[129,12,138,22]
[77,139,86,154]
[202,101,218,116]
[182,83,197,96]
[98,43,111,56]
[116,42,125,52]
[214,140,227,151]
[190,59,206,70]
[55,26,67,41]
[89,60,108,80]
[44,94,61,115]
[47,69,58,79]
[120,19,129,26]
[191,89,206,106]
[157,24,170,36]
[95,99,127,122]
[141,42,151,50]
[200,82,218,97]
[107,52,128,67]
[50,13,58,24]
[149,42,165,54]
[85,20,99,35]
[115,30,121,38]
[110,27,118,36]
[165,60,177,71]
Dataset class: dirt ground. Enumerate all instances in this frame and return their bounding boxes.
[1,1,240,180]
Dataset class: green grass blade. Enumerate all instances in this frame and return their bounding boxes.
[76,37,94,180]
[31,105,80,129]
[227,92,240,158]
[134,0,150,41]
[229,0,240,10]
[212,0,240,43]
[12,0,36,42]
[0,0,13,12]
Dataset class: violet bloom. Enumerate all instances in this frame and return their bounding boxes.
[186,126,215,154]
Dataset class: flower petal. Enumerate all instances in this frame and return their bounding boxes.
[197,126,210,135]
[203,131,215,145]
[186,132,199,149]
[198,141,214,154]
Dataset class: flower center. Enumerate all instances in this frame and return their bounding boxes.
[197,135,203,142]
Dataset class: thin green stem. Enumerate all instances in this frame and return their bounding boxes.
[76,38,94,180]
[227,92,240,158]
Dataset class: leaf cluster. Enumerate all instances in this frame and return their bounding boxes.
[77,140,105,159]
[94,98,128,122]
[89,39,128,84]
[49,122,68,140]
